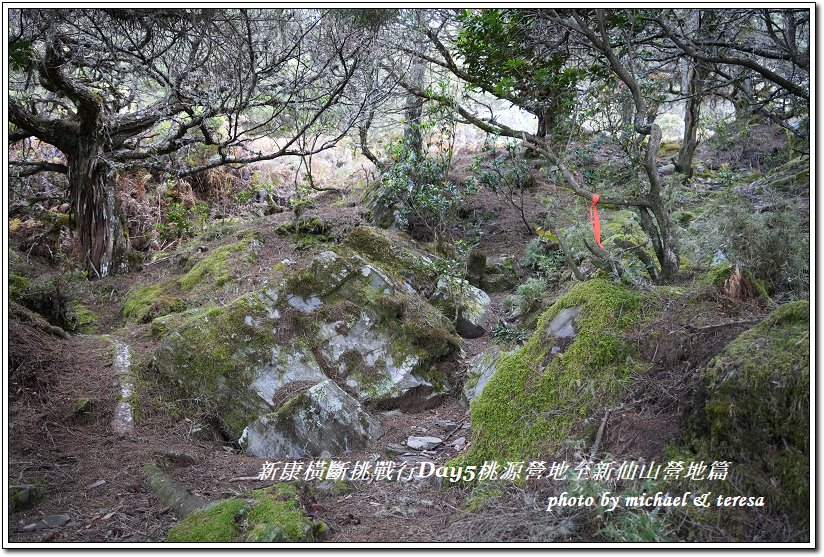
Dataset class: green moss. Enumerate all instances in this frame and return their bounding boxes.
[124,234,262,323]
[603,210,648,247]
[673,210,696,226]
[166,484,329,543]
[703,261,770,300]
[466,279,642,464]
[9,483,44,513]
[166,498,245,542]
[165,483,324,543]
[179,234,262,291]
[275,218,333,250]
[329,480,357,496]
[72,303,100,334]
[684,301,810,527]
[658,140,681,157]
[152,293,279,438]
[705,261,733,287]
[149,312,190,338]
[9,274,30,302]
[244,484,314,542]
[123,281,185,323]
[463,482,502,512]
[343,226,437,289]
[284,268,327,298]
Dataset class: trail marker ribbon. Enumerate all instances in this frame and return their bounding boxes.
[589,194,603,250]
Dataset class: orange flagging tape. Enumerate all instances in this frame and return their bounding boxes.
[589,194,603,250]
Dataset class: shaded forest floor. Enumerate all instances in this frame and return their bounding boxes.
[7,123,809,543]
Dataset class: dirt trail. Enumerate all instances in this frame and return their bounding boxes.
[7,182,557,544]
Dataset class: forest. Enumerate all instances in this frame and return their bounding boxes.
[6,7,811,545]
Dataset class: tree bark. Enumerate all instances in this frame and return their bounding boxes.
[675,60,705,177]
[403,54,426,159]
[68,138,128,278]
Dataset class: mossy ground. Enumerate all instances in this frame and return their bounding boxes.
[166,483,325,543]
[122,234,262,323]
[682,300,810,530]
[465,279,643,464]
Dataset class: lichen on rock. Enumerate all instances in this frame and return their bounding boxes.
[151,238,459,458]
[239,379,383,458]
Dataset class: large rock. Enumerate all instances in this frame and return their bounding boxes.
[431,275,492,339]
[240,380,383,458]
[465,279,643,464]
[546,305,583,354]
[315,314,438,405]
[152,238,460,458]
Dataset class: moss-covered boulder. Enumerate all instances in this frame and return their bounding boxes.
[152,288,382,458]
[685,300,810,526]
[152,244,459,457]
[342,226,438,293]
[282,249,459,408]
[465,279,642,463]
[152,290,288,439]
[166,484,327,543]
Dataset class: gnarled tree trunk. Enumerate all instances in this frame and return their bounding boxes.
[68,138,128,278]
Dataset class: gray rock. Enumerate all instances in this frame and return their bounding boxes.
[433,418,458,430]
[359,263,395,294]
[658,163,676,175]
[315,313,440,406]
[251,346,326,407]
[153,244,455,458]
[240,380,383,458]
[451,436,467,450]
[188,421,223,443]
[22,514,71,531]
[432,276,491,339]
[386,443,408,455]
[547,306,583,339]
[406,436,443,451]
[286,294,323,313]
[462,345,502,405]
